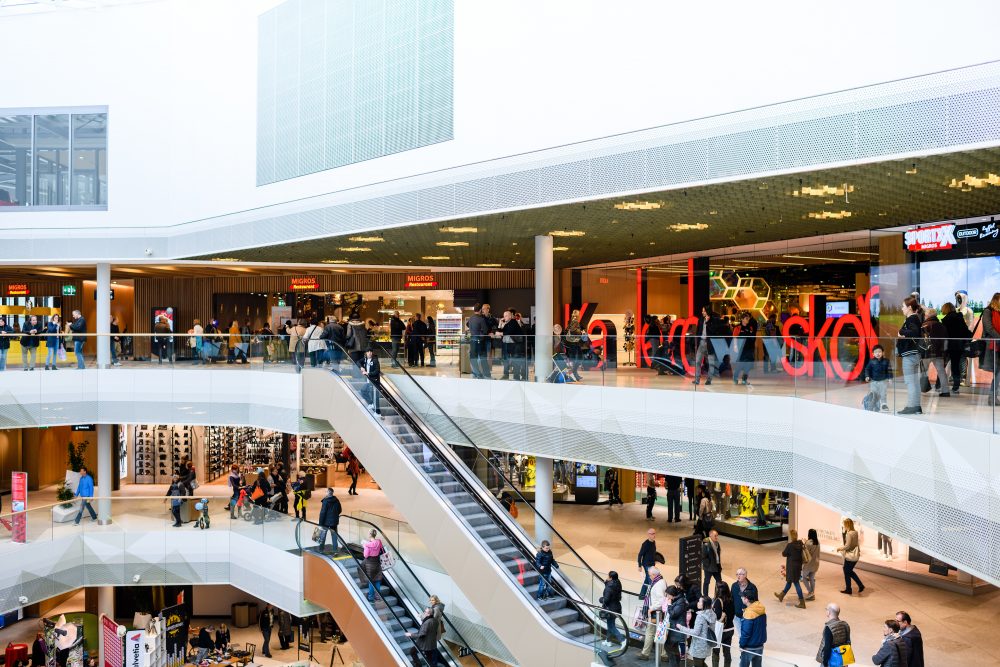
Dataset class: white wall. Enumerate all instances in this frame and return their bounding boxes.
[1,0,1000,233]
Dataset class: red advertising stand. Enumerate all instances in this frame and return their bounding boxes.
[11,472,27,543]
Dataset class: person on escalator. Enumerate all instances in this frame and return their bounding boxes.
[317,488,342,553]
[534,540,559,600]
[407,605,446,666]
[599,571,625,645]
[362,529,384,602]
[361,348,381,415]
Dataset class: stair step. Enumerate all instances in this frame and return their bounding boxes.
[562,621,592,638]
[546,607,580,626]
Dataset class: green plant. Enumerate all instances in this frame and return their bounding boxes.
[56,480,75,507]
[67,441,88,472]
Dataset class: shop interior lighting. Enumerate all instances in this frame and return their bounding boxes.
[792,184,854,197]
[422,255,450,260]
[436,241,469,247]
[708,210,718,215]
[732,259,803,266]
[347,236,384,242]
[948,173,1000,189]
[476,263,502,267]
[838,250,880,256]
[212,257,242,262]
[553,246,569,251]
[549,230,586,237]
[322,259,350,264]
[668,223,709,231]
[439,226,478,233]
[614,201,661,211]
[782,254,858,262]
[338,247,372,252]
[806,211,852,220]
[905,164,918,175]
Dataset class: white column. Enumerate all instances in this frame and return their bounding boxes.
[534,235,553,382]
[96,262,111,368]
[534,456,552,545]
[97,423,113,524]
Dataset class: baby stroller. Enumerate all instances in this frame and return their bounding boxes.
[194,498,210,529]
[235,486,255,522]
[546,353,579,383]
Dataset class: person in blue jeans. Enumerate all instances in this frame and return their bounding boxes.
[44,314,62,370]
[0,316,13,371]
[74,466,97,525]
[599,571,625,645]
[70,310,87,369]
[535,540,559,600]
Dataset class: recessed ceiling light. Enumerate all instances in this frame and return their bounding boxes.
[550,230,586,237]
[792,184,855,197]
[732,259,802,266]
[614,201,661,211]
[669,223,709,232]
[212,257,241,262]
[948,173,1000,189]
[436,241,469,247]
[322,259,350,264]
[806,211,852,220]
[477,263,502,267]
[783,254,857,263]
[838,250,880,256]
[422,256,450,260]
[338,247,373,252]
[439,226,478,233]
[708,210,718,215]
[347,236,384,242]
[553,247,569,251]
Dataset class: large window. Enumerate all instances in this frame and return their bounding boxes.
[0,107,107,209]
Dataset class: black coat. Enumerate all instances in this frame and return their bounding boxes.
[389,316,405,340]
[666,597,689,643]
[900,626,924,667]
[782,539,804,582]
[734,320,757,362]
[197,628,213,650]
[501,319,526,353]
[411,319,429,342]
[259,608,272,631]
[701,538,722,574]
[0,325,13,350]
[362,355,381,383]
[600,578,622,614]
[21,321,41,348]
[941,311,972,341]
[319,494,342,528]
[896,314,923,356]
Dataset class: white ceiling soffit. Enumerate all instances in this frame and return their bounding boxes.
[0,0,164,16]
[3,59,1000,262]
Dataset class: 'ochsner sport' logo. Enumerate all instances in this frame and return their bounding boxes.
[904,223,956,251]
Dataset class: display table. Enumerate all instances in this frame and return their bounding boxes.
[714,516,784,543]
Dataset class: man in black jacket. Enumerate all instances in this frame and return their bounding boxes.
[70,310,87,369]
[411,314,429,367]
[389,312,405,367]
[361,349,381,414]
[895,611,923,667]
[664,475,682,523]
[320,318,346,370]
[317,488,342,553]
[259,605,274,658]
[701,529,722,596]
[499,309,526,381]
[467,304,493,379]
[637,528,657,598]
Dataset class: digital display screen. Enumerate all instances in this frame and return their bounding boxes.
[575,475,598,488]
[825,302,849,318]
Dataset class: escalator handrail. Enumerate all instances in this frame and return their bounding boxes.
[296,514,485,667]
[330,342,641,601]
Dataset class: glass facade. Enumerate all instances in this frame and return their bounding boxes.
[0,108,107,209]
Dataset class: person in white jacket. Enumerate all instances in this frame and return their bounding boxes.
[639,566,668,661]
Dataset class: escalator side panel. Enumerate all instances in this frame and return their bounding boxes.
[302,552,408,667]
[303,372,592,667]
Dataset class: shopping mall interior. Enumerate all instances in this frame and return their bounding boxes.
[1,1,1000,666]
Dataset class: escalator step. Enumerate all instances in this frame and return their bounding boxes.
[563,621,592,638]
[547,607,580,626]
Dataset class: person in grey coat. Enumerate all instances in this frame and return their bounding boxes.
[277,609,293,650]
[872,619,909,667]
[683,596,718,666]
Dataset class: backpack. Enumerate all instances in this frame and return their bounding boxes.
[862,391,879,412]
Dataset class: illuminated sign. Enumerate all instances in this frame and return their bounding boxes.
[904,223,956,251]
[62,285,77,296]
[290,276,319,291]
[405,274,438,289]
[6,283,29,296]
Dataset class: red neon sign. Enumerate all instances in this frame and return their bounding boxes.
[904,223,956,252]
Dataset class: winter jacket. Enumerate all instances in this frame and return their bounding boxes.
[899,625,924,667]
[414,611,439,652]
[782,539,804,582]
[864,357,892,382]
[733,319,757,362]
[738,601,767,649]
[345,320,368,352]
[535,549,559,576]
[0,324,13,350]
[318,494,342,528]
[817,619,851,666]
[600,578,622,614]
[872,634,909,667]
[258,608,272,631]
[45,321,62,348]
[941,310,972,342]
[731,580,758,619]
[801,539,821,575]
[69,316,86,335]
[389,316,405,340]
[20,321,41,348]
[665,596,689,644]
[896,314,923,357]
[689,608,719,659]
[921,317,948,357]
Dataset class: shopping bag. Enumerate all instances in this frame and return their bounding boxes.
[631,607,645,630]
[829,643,855,666]
[713,621,725,647]
[250,486,264,502]
[311,527,321,543]
[379,548,396,571]
[654,618,668,645]
[57,347,67,362]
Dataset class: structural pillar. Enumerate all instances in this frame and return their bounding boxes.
[534,235,553,382]
[97,423,113,524]
[534,456,552,545]
[96,262,111,368]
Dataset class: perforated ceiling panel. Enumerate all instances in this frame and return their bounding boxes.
[257,0,454,185]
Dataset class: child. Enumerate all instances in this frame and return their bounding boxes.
[864,344,892,411]
[195,498,210,529]
[534,540,559,600]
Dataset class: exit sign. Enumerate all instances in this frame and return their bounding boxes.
[62,285,77,296]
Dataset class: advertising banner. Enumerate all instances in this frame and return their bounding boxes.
[102,615,124,667]
[125,630,147,667]
[11,471,27,543]
[160,605,188,667]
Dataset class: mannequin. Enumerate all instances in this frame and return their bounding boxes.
[622,310,635,366]
[955,290,976,386]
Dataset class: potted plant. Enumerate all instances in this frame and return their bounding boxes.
[53,441,88,523]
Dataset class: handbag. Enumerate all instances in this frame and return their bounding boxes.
[379,545,396,571]
[919,360,931,393]
[190,479,200,491]
[829,643,855,666]
[509,501,519,518]
[57,347,67,361]
[844,545,860,562]
[311,526,321,543]
[801,542,812,565]
[654,618,669,645]
[250,486,265,501]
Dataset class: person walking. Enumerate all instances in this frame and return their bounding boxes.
[981,292,1000,405]
[73,466,97,525]
[292,471,308,521]
[684,596,719,667]
[362,529,384,602]
[773,529,807,608]
[665,475,682,523]
[44,314,62,370]
[816,603,851,667]
[389,311,405,367]
[227,465,241,519]
[836,518,865,595]
[69,310,87,368]
[637,566,668,662]
[277,609,292,650]
[702,529,723,596]
[737,588,766,667]
[604,468,623,507]
[732,312,757,385]
[895,611,924,667]
[896,296,924,414]
[317,488,342,552]
[693,307,717,385]
[258,605,273,658]
[165,475,184,527]
[599,571,624,646]
[730,568,758,641]
[0,316,13,371]
[425,315,437,367]
[801,529,820,601]
[637,528,657,597]
[712,582,735,667]
[645,475,657,521]
[939,302,971,394]
[347,455,361,495]
[251,468,271,525]
[872,620,909,667]
[534,540,559,600]
[20,315,41,370]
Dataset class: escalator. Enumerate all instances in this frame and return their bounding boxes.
[303,348,636,666]
[299,513,485,666]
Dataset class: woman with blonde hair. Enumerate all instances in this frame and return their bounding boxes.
[836,518,864,595]
[774,528,807,608]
